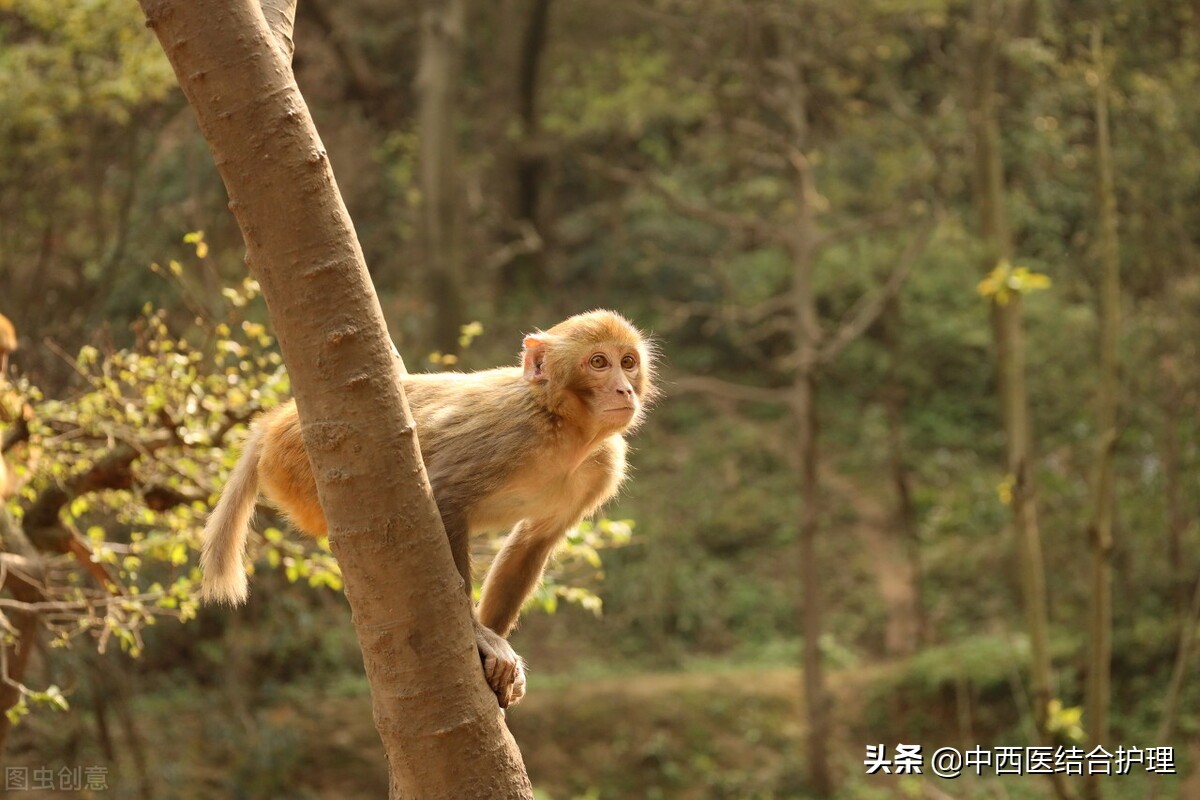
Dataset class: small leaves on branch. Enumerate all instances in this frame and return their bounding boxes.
[977,259,1052,305]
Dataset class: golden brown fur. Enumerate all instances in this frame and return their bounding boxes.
[0,313,15,376]
[201,309,655,705]
[0,313,16,499]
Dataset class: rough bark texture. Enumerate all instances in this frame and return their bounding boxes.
[137,1,532,796]
[1084,26,1119,800]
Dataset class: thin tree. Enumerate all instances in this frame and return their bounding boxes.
[1083,24,1120,800]
[967,0,1058,745]
[418,0,468,356]
[136,0,532,796]
[589,5,935,791]
[500,0,553,294]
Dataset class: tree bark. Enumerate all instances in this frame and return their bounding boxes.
[418,0,468,356]
[1084,26,1119,800]
[137,1,532,796]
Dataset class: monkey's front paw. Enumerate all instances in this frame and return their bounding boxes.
[474,622,527,708]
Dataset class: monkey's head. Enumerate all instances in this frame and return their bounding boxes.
[522,309,657,433]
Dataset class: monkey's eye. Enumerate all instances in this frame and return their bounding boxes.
[589,354,609,369]
[621,355,636,370]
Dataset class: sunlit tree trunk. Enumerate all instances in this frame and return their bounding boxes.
[1084,26,1119,800]
[137,1,532,795]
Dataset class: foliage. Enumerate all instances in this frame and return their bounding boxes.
[977,260,1053,305]
[1,237,630,727]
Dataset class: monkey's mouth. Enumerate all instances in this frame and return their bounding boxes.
[604,406,636,414]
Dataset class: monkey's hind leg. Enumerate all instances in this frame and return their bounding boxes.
[256,405,328,538]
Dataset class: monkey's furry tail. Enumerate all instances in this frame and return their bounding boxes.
[200,425,264,605]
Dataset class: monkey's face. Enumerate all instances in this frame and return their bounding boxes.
[574,342,643,432]
[525,310,657,431]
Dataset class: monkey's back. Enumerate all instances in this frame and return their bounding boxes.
[401,369,550,523]
[252,365,624,539]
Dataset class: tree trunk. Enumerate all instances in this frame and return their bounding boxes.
[1157,575,1200,748]
[0,510,44,758]
[881,295,924,654]
[1159,356,1188,617]
[0,608,38,759]
[967,0,1057,747]
[500,0,552,295]
[796,364,830,796]
[1084,26,1119,800]
[790,152,831,796]
[137,1,532,796]
[418,0,468,356]
[1000,294,1056,733]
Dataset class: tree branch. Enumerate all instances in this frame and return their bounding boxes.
[301,0,383,102]
[581,156,784,244]
[815,206,910,250]
[672,374,789,405]
[818,215,937,365]
[260,0,298,62]
[482,221,543,273]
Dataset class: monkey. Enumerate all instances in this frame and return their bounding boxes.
[0,314,15,377]
[201,309,655,706]
[0,314,16,499]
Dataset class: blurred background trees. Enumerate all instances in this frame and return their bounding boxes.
[2,0,1200,797]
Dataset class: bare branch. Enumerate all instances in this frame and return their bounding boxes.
[21,436,170,562]
[260,0,298,62]
[0,553,44,601]
[815,207,910,250]
[673,374,789,405]
[302,0,383,101]
[482,222,543,273]
[818,215,938,365]
[1,403,32,454]
[581,156,784,244]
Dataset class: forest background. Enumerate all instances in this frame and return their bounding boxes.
[0,0,1198,798]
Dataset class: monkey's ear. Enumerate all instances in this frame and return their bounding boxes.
[522,335,548,383]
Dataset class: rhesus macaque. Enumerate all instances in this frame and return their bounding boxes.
[0,313,15,377]
[201,309,655,706]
